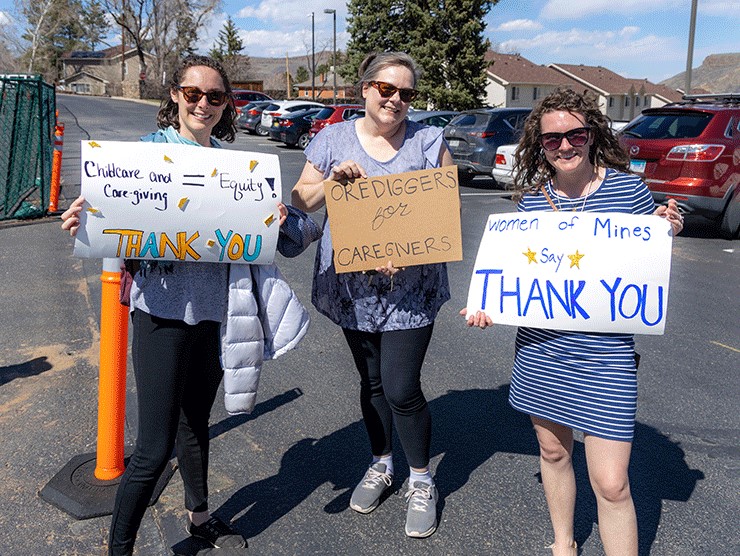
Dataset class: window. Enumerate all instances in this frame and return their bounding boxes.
[609,97,614,107]
[533,87,539,100]
[511,86,519,101]
[635,97,640,107]
[72,83,91,94]
[625,96,630,107]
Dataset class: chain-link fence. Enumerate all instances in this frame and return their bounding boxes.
[0,74,56,220]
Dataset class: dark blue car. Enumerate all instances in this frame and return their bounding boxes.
[269,107,322,149]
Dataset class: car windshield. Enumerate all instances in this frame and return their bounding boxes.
[621,112,713,139]
[264,103,280,112]
[315,107,335,120]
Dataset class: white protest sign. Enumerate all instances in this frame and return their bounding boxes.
[464,211,673,335]
[74,140,282,265]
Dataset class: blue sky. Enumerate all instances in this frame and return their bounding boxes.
[2,0,738,83]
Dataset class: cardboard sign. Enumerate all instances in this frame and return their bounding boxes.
[74,140,282,265]
[323,166,463,273]
[464,211,673,335]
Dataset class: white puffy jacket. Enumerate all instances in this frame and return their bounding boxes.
[220,263,310,414]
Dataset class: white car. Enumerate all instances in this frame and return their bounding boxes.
[491,121,631,187]
[260,100,325,133]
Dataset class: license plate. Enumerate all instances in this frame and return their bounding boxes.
[448,139,460,148]
[630,159,646,173]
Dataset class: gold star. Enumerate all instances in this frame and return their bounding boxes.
[523,247,537,264]
[568,249,585,269]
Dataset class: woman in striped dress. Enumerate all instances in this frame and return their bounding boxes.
[464,89,683,556]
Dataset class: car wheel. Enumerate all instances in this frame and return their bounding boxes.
[297,133,311,150]
[256,124,269,136]
[458,172,475,186]
[719,197,740,239]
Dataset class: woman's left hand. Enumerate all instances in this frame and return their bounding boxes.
[277,202,288,226]
[654,198,683,236]
[375,260,403,277]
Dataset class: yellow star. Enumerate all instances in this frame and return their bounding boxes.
[568,249,585,269]
[523,247,537,264]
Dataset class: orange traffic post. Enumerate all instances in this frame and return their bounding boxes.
[94,258,128,480]
[48,122,64,213]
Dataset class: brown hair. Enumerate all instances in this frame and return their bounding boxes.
[512,88,629,200]
[356,51,422,89]
[156,55,236,143]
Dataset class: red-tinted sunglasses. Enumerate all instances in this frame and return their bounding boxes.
[367,81,418,103]
[539,127,591,151]
[176,86,231,107]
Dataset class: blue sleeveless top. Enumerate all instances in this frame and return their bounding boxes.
[304,119,451,332]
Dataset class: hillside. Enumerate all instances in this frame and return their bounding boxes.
[660,53,740,94]
[247,53,333,91]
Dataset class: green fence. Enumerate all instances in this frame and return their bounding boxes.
[0,74,56,220]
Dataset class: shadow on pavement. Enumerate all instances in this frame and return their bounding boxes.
[0,356,53,386]
[567,421,705,555]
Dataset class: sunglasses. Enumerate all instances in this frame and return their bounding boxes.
[176,86,230,107]
[367,81,418,103]
[538,127,591,151]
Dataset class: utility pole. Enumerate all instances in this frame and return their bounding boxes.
[286,53,291,99]
[324,9,337,104]
[684,0,698,95]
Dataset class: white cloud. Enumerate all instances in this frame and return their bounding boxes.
[496,19,543,32]
[699,0,740,17]
[540,0,684,19]
[620,26,640,37]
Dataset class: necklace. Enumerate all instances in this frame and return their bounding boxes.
[553,168,599,212]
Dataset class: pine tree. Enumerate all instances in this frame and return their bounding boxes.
[210,16,244,60]
[342,0,494,110]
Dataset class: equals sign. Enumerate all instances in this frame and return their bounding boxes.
[182,174,205,187]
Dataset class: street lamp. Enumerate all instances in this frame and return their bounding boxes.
[310,12,315,100]
[324,8,337,104]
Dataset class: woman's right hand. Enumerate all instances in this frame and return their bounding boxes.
[460,308,493,329]
[292,159,368,213]
[60,196,85,237]
[329,159,367,182]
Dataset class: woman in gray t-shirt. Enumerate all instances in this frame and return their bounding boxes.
[292,52,454,539]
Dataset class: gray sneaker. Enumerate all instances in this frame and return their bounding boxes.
[404,481,438,538]
[349,462,393,513]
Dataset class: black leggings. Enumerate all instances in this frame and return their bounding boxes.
[342,324,434,469]
[108,310,223,556]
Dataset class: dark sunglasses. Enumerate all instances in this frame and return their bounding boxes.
[538,127,591,151]
[367,81,418,103]
[176,86,230,107]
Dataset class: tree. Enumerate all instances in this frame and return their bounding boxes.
[294,65,309,83]
[209,15,249,80]
[80,0,110,50]
[343,0,495,110]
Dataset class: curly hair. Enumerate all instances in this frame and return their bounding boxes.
[356,51,422,90]
[156,55,236,143]
[512,88,629,201]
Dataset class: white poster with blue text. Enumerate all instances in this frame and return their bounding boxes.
[74,140,282,264]
[464,212,673,335]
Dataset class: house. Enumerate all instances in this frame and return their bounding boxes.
[628,79,684,108]
[60,46,156,99]
[484,52,582,108]
[295,69,354,101]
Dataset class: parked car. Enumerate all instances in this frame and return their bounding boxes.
[232,90,272,115]
[407,110,459,128]
[620,94,740,238]
[444,108,531,185]
[268,107,323,149]
[308,104,364,139]
[492,120,636,188]
[236,101,273,135]
[261,100,325,137]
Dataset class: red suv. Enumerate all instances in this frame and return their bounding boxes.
[232,90,272,115]
[309,104,364,139]
[619,94,740,238]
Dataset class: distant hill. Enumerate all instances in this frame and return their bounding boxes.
[247,53,333,92]
[660,53,740,94]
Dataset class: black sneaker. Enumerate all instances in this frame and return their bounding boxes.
[187,516,247,549]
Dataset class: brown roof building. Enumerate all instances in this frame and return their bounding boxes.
[485,52,583,108]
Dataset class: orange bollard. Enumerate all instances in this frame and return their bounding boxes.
[49,122,64,212]
[94,258,129,480]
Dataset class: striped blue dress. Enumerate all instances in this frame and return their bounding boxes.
[508,169,655,441]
